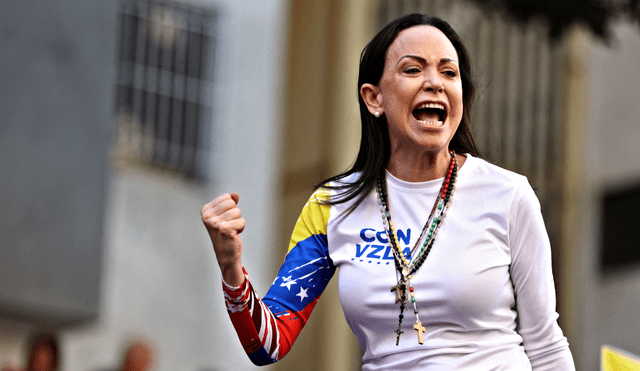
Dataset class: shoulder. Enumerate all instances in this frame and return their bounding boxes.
[307,187,331,204]
[288,188,332,253]
[461,155,533,195]
[466,157,543,221]
[459,155,537,210]
[300,187,331,222]
[462,155,529,188]
[323,172,362,189]
[316,172,364,202]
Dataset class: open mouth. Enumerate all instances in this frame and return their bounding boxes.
[412,102,446,125]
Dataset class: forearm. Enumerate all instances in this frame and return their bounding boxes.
[222,267,320,365]
[223,269,280,365]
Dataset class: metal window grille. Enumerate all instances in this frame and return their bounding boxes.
[377,0,565,242]
[113,0,216,178]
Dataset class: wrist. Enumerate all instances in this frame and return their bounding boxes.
[220,262,245,287]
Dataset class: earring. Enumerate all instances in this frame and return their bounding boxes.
[374,111,381,117]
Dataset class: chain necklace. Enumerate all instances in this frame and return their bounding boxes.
[376,150,458,346]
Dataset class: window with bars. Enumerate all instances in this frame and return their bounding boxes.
[113,0,216,178]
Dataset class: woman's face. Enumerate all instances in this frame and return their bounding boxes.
[369,25,463,157]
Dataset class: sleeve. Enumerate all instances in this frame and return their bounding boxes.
[508,180,576,371]
[222,189,336,365]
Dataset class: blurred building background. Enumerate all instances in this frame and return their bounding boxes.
[1,0,639,370]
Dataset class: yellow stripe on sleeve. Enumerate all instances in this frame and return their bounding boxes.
[287,188,331,254]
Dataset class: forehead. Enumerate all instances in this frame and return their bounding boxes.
[386,25,458,64]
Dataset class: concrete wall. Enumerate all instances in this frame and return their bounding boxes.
[575,19,640,370]
[0,0,115,325]
[561,19,640,370]
[0,0,287,369]
[61,0,288,369]
[0,0,116,366]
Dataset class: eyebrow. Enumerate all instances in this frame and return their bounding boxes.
[397,55,458,66]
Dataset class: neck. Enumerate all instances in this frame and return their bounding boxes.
[386,150,452,182]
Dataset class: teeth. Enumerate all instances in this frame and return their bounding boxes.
[416,102,445,110]
[417,120,443,125]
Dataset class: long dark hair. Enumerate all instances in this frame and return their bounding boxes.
[315,13,479,214]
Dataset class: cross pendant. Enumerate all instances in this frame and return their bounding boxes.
[390,282,407,304]
[413,320,426,345]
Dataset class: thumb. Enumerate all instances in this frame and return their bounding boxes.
[229,192,240,204]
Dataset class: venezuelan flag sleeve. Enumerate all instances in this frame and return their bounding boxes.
[222,189,336,365]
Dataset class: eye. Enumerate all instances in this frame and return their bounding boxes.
[444,70,458,78]
[404,67,421,74]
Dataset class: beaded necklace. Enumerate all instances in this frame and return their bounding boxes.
[376,150,458,346]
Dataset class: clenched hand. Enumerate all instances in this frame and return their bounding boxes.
[201,192,246,287]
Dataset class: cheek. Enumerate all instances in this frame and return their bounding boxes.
[382,81,408,106]
[451,85,464,118]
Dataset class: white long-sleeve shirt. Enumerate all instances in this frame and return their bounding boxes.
[223,155,575,370]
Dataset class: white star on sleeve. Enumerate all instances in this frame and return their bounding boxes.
[281,279,297,290]
[296,287,308,302]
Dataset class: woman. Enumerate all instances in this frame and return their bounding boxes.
[201,13,575,370]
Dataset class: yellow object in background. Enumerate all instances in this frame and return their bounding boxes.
[602,346,640,371]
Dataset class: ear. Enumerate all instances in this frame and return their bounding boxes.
[360,83,384,116]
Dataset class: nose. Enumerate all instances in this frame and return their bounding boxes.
[423,71,444,92]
